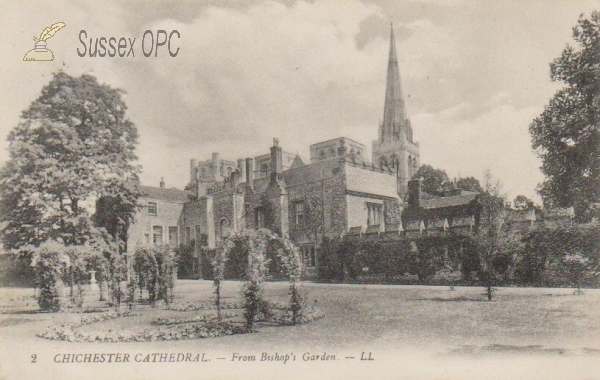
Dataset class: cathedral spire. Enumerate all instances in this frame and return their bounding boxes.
[381,24,408,142]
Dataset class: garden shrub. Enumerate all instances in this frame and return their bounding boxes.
[31,241,69,312]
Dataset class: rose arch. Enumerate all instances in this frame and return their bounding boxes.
[211,228,303,330]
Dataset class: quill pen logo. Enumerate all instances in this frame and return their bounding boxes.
[23,22,66,61]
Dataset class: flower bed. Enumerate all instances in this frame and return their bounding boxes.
[152,312,238,326]
[38,319,244,342]
[170,301,241,311]
[37,302,325,343]
[267,306,325,325]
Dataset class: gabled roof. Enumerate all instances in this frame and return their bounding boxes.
[289,154,305,169]
[141,186,192,203]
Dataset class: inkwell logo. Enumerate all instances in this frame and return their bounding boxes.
[23,22,66,61]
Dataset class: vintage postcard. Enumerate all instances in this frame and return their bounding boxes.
[1,1,599,379]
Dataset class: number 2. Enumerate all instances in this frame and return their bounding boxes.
[31,354,37,363]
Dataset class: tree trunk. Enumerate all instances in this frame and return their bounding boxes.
[486,270,492,301]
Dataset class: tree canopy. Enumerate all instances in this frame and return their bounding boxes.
[456,176,483,193]
[0,72,142,258]
[412,164,449,196]
[529,11,600,221]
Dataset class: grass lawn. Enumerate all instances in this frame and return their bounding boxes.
[1,281,599,380]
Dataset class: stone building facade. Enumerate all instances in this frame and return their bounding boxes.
[126,26,575,279]
[126,26,442,276]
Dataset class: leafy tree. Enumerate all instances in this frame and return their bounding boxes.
[529,12,600,221]
[0,72,137,312]
[513,195,533,210]
[0,72,142,260]
[412,164,449,196]
[471,171,523,300]
[456,176,483,193]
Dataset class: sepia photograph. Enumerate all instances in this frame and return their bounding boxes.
[0,1,599,379]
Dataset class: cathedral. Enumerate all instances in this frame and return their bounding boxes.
[127,26,477,277]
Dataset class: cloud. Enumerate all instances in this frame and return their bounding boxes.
[413,95,544,200]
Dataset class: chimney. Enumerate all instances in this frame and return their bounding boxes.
[245,158,254,189]
[270,138,282,176]
[190,159,197,183]
[197,178,208,198]
[237,159,246,182]
[232,170,241,188]
[408,177,422,207]
[160,177,165,188]
[211,152,220,180]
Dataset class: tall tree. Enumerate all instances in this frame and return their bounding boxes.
[529,11,600,221]
[472,171,522,300]
[412,164,449,196]
[456,176,483,193]
[0,72,142,259]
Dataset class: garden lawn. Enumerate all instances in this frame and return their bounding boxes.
[1,281,600,380]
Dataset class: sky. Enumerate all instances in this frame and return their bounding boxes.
[0,0,598,202]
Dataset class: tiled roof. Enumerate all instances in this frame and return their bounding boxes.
[141,186,192,203]
[421,193,478,209]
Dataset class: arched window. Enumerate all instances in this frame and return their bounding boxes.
[390,154,398,170]
[319,150,326,159]
[200,167,206,177]
[261,163,269,176]
[380,156,388,168]
[329,148,336,157]
[218,218,230,241]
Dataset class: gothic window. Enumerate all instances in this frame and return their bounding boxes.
[200,167,206,177]
[195,225,202,245]
[293,201,305,229]
[261,163,269,175]
[168,226,178,245]
[218,218,230,241]
[390,154,398,169]
[147,202,157,215]
[185,226,191,245]
[255,208,266,229]
[329,148,336,157]
[366,203,383,226]
[319,150,326,159]
[227,167,233,175]
[357,149,362,156]
[302,245,317,268]
[152,226,163,244]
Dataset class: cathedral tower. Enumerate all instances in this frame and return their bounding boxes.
[372,25,420,196]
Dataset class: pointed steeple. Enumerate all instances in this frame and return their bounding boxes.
[381,24,408,142]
